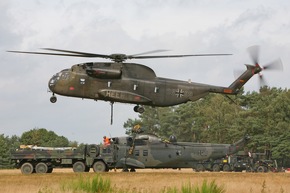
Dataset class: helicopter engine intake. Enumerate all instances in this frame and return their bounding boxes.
[86,68,121,79]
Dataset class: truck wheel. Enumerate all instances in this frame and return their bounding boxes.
[223,164,230,172]
[21,162,34,175]
[35,162,48,173]
[212,164,220,172]
[73,161,86,172]
[195,164,205,172]
[93,161,107,172]
[257,166,265,173]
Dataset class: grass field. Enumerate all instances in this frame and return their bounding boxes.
[0,168,289,193]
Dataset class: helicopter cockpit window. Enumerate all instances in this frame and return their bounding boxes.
[60,71,69,80]
[49,72,61,86]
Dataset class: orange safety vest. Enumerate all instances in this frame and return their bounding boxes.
[103,137,110,145]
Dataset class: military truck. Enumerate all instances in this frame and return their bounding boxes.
[210,152,250,172]
[10,132,250,174]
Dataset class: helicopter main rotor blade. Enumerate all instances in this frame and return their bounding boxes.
[129,53,232,59]
[131,49,171,56]
[8,48,232,62]
[7,50,107,58]
[42,48,110,58]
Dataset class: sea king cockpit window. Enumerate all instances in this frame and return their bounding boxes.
[49,73,60,86]
[49,69,70,86]
[60,69,70,80]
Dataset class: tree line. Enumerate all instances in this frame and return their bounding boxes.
[123,87,290,167]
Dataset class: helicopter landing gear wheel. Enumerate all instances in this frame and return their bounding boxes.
[50,95,57,103]
[133,105,144,113]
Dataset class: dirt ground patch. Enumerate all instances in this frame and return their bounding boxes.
[0,168,289,193]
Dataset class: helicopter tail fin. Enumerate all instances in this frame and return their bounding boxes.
[227,64,262,94]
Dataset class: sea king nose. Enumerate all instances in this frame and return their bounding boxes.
[48,76,56,91]
[48,75,57,103]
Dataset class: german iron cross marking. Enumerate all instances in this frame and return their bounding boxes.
[175,89,184,98]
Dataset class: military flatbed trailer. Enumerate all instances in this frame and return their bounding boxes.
[10,144,115,174]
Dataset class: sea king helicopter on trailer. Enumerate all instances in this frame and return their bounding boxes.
[8,46,282,123]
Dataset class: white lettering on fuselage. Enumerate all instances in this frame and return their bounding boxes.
[106,91,122,99]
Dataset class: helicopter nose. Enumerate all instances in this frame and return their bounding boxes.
[48,76,57,92]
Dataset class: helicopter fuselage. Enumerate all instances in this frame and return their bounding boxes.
[48,62,229,107]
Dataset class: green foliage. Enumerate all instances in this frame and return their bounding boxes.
[64,174,112,193]
[0,134,20,168]
[161,187,178,193]
[20,128,69,147]
[195,180,225,193]
[163,180,225,193]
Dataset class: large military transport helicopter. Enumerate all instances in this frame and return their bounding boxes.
[8,46,282,121]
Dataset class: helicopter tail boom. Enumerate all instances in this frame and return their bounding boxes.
[207,64,261,95]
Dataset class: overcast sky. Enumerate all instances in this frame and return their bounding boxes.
[1,0,290,144]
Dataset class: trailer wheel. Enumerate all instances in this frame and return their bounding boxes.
[195,164,205,172]
[212,164,220,172]
[223,164,230,172]
[93,161,107,172]
[73,161,86,173]
[35,162,48,173]
[21,162,34,175]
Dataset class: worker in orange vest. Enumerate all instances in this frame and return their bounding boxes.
[103,136,110,146]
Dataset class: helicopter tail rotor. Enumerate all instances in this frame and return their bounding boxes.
[247,45,283,87]
[228,45,283,93]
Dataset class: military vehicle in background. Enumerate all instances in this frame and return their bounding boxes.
[10,129,250,174]
[202,150,280,172]
[201,151,249,172]
[247,151,279,173]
